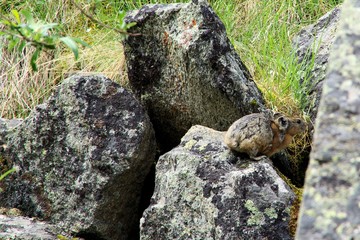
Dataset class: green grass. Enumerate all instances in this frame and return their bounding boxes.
[212,0,341,115]
[0,0,342,118]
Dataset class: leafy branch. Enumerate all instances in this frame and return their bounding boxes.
[0,2,137,71]
[69,0,139,37]
[0,9,88,71]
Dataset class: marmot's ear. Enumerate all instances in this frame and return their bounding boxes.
[279,116,288,129]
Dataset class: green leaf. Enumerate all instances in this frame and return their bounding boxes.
[17,40,26,53]
[42,37,56,49]
[125,22,136,30]
[0,168,16,181]
[1,19,12,26]
[60,36,79,60]
[118,10,126,20]
[72,37,90,47]
[7,38,19,51]
[11,10,21,24]
[33,32,43,42]
[21,9,34,25]
[28,22,42,32]
[118,10,127,29]
[31,47,41,71]
[38,23,58,34]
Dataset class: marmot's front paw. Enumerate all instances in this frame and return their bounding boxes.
[251,155,268,161]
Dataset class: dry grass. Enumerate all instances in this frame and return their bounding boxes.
[0,47,57,118]
[0,38,127,118]
[53,31,128,86]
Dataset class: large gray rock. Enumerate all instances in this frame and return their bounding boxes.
[296,1,360,239]
[124,0,265,150]
[140,125,295,240]
[0,75,156,239]
[293,6,341,123]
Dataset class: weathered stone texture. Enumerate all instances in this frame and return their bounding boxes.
[140,125,295,240]
[0,213,61,240]
[0,75,156,239]
[0,118,22,151]
[296,1,360,239]
[293,6,341,123]
[124,0,265,150]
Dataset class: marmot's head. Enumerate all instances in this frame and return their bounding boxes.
[287,118,307,136]
[272,112,307,136]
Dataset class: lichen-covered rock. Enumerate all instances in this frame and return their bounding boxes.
[293,6,341,123]
[296,1,360,239]
[0,118,22,149]
[0,75,156,240]
[0,213,62,240]
[124,0,265,150]
[140,125,295,240]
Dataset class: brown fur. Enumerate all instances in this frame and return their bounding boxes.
[224,111,307,160]
[265,118,306,157]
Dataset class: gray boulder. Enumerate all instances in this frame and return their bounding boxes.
[296,0,360,239]
[0,75,156,240]
[293,6,341,123]
[140,125,295,240]
[124,0,265,150]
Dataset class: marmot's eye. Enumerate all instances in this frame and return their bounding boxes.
[280,117,287,125]
[296,119,302,124]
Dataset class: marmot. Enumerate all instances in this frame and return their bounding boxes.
[224,110,306,160]
[264,113,306,157]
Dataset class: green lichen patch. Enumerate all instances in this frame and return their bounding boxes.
[265,207,278,219]
[245,200,265,226]
[184,139,197,150]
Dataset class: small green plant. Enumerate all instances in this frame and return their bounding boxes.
[0,9,88,71]
[0,167,16,181]
[57,234,79,240]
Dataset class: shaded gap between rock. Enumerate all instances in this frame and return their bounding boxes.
[271,149,310,188]
[75,232,106,240]
[132,162,156,239]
